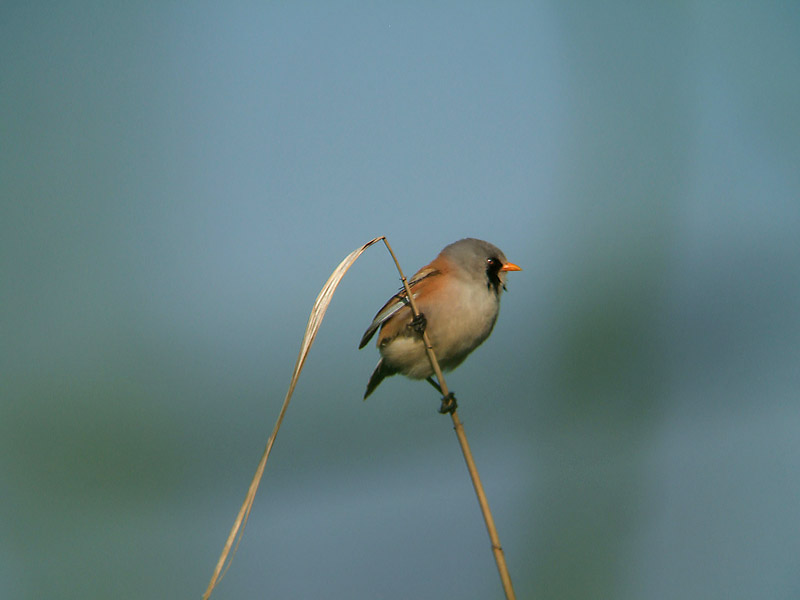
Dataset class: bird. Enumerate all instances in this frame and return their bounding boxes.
[359,238,521,411]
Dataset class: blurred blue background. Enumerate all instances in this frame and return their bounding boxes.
[2,2,799,598]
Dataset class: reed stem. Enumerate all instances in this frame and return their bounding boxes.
[381,238,516,600]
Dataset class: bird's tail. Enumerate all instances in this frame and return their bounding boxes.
[364,359,393,399]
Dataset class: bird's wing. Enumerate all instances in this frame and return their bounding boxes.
[358,266,441,348]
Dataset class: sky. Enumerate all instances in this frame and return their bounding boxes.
[2,2,799,599]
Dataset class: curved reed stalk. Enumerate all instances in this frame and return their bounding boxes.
[202,237,515,600]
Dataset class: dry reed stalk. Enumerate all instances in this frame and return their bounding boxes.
[202,236,515,600]
[381,238,516,600]
[202,236,383,599]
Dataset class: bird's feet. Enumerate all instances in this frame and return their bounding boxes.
[438,392,457,414]
[410,312,427,334]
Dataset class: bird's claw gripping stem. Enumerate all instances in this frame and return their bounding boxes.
[439,392,457,414]
[410,312,427,334]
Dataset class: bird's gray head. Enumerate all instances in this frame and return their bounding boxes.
[439,238,520,294]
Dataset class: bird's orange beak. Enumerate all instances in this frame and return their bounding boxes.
[500,262,522,272]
